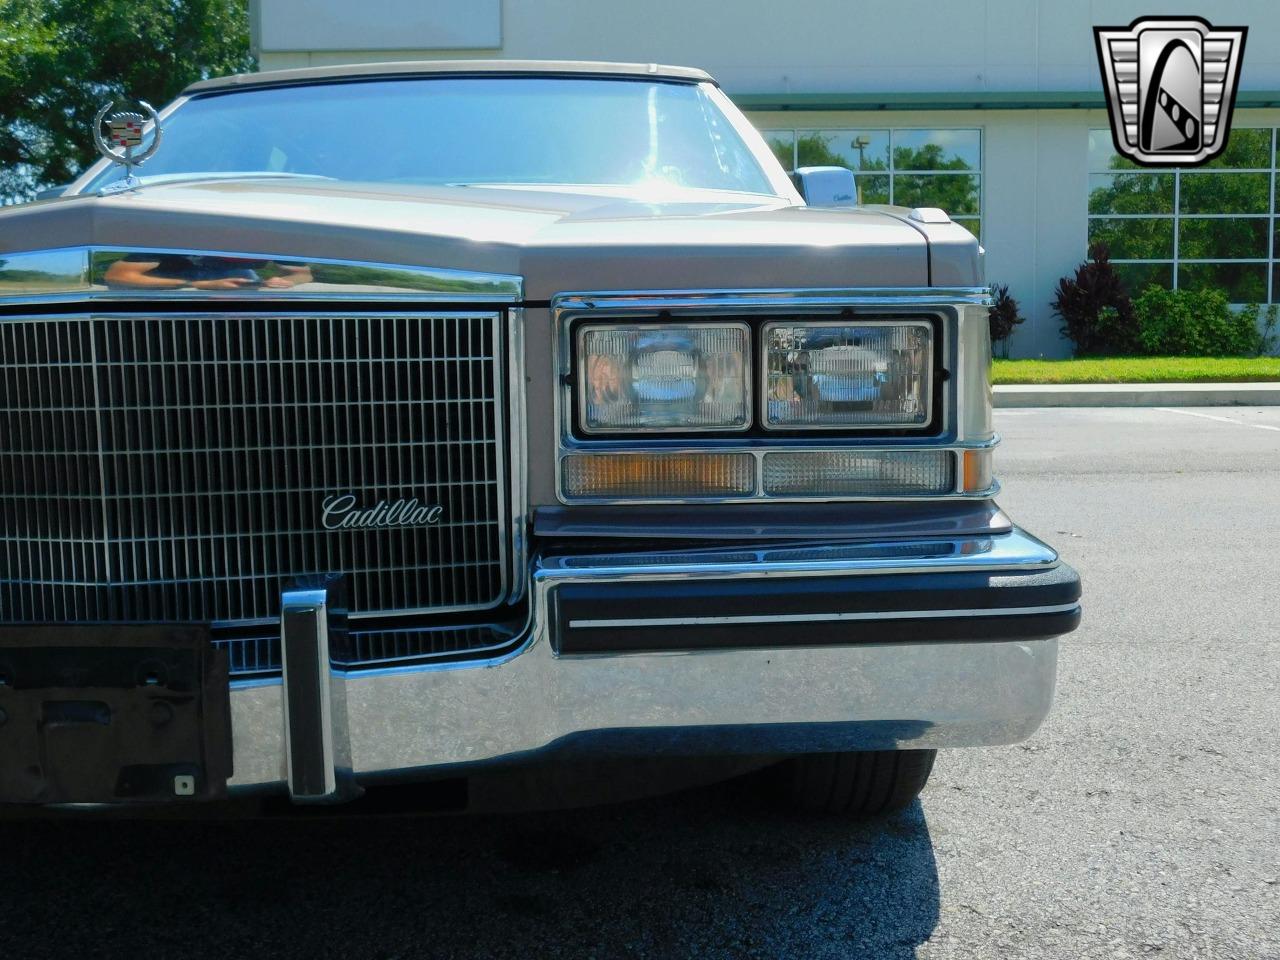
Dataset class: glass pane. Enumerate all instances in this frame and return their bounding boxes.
[1114,262,1172,294]
[844,130,891,171]
[795,130,889,171]
[761,130,795,170]
[854,174,890,205]
[1088,129,1138,171]
[84,76,778,194]
[1088,173,1174,214]
[892,129,981,171]
[1088,217,1173,260]
[1179,172,1270,214]
[1204,128,1272,169]
[893,173,979,215]
[1178,262,1269,303]
[1178,217,1269,260]
[952,217,981,240]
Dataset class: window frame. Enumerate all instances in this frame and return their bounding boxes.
[1086,128,1278,303]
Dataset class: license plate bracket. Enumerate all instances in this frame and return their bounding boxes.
[0,625,232,804]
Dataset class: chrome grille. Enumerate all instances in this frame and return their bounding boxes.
[217,621,521,676]
[0,311,509,625]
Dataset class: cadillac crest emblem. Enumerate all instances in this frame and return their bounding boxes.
[92,100,162,190]
[1094,17,1247,167]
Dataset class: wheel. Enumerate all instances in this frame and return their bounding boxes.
[777,749,936,817]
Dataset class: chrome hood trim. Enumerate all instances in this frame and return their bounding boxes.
[0,247,522,305]
[1,180,945,296]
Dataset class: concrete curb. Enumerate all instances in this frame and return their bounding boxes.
[994,382,1280,408]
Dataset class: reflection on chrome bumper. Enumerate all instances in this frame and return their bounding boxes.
[228,527,1075,793]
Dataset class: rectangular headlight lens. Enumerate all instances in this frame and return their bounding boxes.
[763,321,933,429]
[762,450,955,497]
[563,452,756,500]
[577,323,750,433]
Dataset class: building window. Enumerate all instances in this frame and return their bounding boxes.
[1087,128,1277,302]
[759,128,982,239]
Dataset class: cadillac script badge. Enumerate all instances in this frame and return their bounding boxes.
[1094,17,1247,168]
[92,100,162,191]
[321,495,443,531]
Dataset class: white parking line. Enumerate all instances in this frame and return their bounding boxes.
[1156,407,1280,432]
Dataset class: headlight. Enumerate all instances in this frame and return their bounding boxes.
[763,321,933,429]
[577,323,750,433]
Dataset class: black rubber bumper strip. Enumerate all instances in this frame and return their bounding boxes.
[552,562,1081,654]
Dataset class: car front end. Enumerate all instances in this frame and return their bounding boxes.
[0,61,1079,810]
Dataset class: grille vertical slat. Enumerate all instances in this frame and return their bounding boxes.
[1,312,508,628]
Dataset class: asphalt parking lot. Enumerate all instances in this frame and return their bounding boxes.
[3,406,1278,960]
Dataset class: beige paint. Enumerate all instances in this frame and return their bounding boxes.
[0,180,955,298]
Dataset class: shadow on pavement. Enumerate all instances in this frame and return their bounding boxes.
[1,776,940,960]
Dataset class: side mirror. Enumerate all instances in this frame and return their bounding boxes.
[790,166,857,207]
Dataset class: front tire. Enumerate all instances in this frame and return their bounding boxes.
[778,749,936,817]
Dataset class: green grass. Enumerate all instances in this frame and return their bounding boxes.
[992,356,1280,385]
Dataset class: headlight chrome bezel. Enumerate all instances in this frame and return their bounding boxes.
[553,292,984,505]
[568,315,942,440]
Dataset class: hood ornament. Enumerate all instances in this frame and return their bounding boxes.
[92,100,162,192]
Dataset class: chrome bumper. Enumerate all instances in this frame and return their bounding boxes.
[228,527,1075,796]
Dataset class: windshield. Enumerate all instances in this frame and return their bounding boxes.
[85,76,778,195]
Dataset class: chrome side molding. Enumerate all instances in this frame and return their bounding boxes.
[564,603,1082,630]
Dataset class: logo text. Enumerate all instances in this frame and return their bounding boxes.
[321,495,443,530]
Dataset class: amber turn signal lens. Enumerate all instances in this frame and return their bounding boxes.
[562,452,756,500]
[962,450,993,493]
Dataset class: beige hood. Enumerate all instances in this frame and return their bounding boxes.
[0,179,980,298]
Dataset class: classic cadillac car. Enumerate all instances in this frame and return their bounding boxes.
[0,61,1080,815]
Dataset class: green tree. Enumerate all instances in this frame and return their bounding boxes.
[0,0,253,201]
[795,132,861,169]
[890,143,978,215]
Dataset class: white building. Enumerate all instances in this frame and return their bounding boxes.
[250,0,1280,357]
